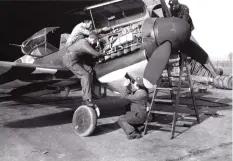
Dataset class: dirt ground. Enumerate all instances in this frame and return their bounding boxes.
[0,88,232,161]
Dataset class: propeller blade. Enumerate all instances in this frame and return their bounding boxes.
[181,40,208,64]
[143,41,171,89]
[181,40,222,76]
[160,0,171,17]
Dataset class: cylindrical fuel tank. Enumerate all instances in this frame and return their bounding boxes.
[213,75,232,90]
[222,76,231,89]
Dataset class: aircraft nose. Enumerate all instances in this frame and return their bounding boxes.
[141,17,191,59]
[155,17,191,49]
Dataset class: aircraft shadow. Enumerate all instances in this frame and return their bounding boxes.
[4,96,82,108]
[92,121,120,136]
[3,91,231,138]
[5,110,74,128]
[0,95,21,102]
[3,95,128,129]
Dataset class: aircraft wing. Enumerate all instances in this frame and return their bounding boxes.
[0,61,76,95]
[0,61,72,81]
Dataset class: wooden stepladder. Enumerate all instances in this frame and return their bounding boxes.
[143,54,200,139]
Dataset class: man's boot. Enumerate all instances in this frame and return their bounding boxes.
[82,99,94,107]
[127,131,142,140]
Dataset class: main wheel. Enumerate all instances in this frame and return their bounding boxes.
[72,105,97,137]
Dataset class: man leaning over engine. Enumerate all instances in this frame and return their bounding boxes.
[63,34,105,106]
[66,20,111,47]
[63,20,112,106]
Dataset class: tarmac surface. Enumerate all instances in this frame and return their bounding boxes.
[0,88,232,161]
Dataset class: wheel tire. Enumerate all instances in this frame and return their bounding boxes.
[72,105,97,137]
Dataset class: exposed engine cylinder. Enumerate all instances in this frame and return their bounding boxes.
[98,22,143,62]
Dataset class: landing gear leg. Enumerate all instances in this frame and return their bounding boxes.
[64,87,70,97]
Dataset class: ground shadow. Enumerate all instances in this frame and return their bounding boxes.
[145,114,199,139]
[6,96,83,109]
[5,110,74,128]
[144,93,231,139]
[0,95,18,102]
[3,90,232,139]
[92,121,120,136]
[3,95,128,129]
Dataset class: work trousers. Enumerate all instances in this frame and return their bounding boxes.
[118,110,147,135]
[63,53,93,100]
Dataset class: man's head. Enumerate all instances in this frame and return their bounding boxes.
[84,20,93,30]
[169,0,180,12]
[133,77,145,89]
[87,33,98,45]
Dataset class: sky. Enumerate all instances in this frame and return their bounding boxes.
[177,0,233,61]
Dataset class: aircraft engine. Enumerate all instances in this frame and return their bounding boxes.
[99,22,143,60]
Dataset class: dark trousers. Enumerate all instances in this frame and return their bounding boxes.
[63,54,93,100]
[118,110,147,135]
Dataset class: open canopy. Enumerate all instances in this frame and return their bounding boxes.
[85,0,147,29]
[21,27,59,57]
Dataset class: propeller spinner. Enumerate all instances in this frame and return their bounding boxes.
[142,16,191,89]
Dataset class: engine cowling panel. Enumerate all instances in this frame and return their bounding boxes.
[97,22,143,62]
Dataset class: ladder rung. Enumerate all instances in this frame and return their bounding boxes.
[153,99,173,103]
[170,64,179,67]
[171,87,191,91]
[177,104,188,107]
[156,87,190,92]
[156,88,172,90]
[150,111,174,115]
[182,116,197,120]
[150,110,189,116]
[169,75,187,78]
[171,85,190,90]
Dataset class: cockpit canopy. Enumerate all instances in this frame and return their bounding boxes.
[84,0,147,29]
[21,27,59,57]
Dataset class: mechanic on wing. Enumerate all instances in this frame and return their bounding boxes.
[63,25,105,107]
[169,0,194,31]
[118,77,148,140]
[66,20,110,47]
[63,20,111,106]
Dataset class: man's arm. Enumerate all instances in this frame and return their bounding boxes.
[82,40,104,57]
[182,5,190,21]
[121,86,131,95]
[93,27,112,35]
[121,86,147,102]
[80,26,91,36]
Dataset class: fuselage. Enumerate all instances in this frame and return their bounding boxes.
[0,0,223,96]
[0,16,192,94]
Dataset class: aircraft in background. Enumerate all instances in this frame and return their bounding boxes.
[1,0,223,136]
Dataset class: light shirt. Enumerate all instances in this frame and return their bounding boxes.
[66,22,90,46]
